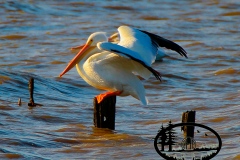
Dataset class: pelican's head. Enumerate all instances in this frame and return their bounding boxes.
[87,32,108,46]
[59,32,108,77]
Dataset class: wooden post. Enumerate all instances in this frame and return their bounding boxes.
[182,110,196,145]
[93,96,116,130]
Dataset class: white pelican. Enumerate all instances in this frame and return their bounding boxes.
[59,26,187,105]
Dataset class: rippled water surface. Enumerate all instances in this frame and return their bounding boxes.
[0,0,240,159]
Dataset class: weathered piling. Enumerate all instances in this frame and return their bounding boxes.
[182,110,196,144]
[93,96,116,130]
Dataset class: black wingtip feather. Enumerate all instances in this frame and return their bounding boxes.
[148,67,162,82]
[139,29,188,58]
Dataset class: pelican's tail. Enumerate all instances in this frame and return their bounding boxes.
[131,80,148,105]
[142,96,149,105]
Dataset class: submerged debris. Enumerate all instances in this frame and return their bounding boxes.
[18,98,22,106]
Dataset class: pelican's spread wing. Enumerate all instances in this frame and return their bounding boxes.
[138,29,188,58]
[117,26,187,64]
[97,42,161,81]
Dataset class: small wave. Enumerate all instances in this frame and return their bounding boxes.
[103,5,135,10]
[221,11,240,16]
[0,75,11,84]
[0,35,27,40]
[140,16,169,21]
[214,67,239,75]
[3,1,41,13]
[1,153,23,159]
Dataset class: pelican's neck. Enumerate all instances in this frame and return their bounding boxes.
[82,46,99,62]
[75,63,84,78]
[75,46,99,78]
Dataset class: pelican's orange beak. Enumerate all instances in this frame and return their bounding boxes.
[59,42,93,77]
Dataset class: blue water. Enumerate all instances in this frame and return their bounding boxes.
[0,0,240,159]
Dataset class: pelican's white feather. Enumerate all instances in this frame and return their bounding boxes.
[118,26,157,66]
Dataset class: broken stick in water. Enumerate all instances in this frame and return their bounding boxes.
[28,77,42,107]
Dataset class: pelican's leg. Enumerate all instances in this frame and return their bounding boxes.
[96,91,122,104]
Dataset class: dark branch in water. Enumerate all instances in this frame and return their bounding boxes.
[28,77,43,107]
